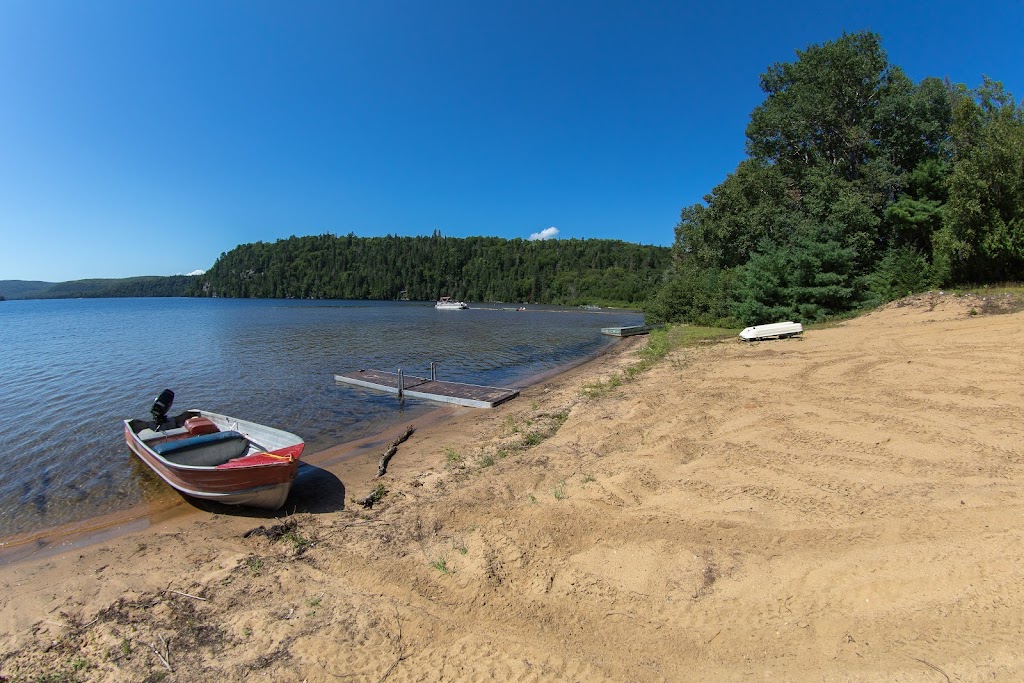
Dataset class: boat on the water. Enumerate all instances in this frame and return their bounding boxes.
[123,390,304,509]
[739,321,803,341]
[435,296,468,310]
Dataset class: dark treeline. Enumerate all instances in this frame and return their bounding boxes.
[0,276,194,300]
[192,233,670,306]
[647,31,1024,326]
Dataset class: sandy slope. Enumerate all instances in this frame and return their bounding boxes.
[2,293,1023,682]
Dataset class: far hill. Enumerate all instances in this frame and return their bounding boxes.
[0,276,195,300]
[0,280,55,299]
[192,233,672,306]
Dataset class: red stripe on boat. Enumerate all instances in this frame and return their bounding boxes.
[215,443,305,469]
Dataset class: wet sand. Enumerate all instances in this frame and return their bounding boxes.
[2,293,1023,681]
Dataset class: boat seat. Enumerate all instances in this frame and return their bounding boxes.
[153,431,250,467]
[138,426,190,442]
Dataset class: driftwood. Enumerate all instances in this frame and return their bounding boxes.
[377,426,415,477]
[351,426,415,508]
[242,518,298,540]
[354,484,388,509]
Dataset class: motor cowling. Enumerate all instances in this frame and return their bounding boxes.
[151,389,175,426]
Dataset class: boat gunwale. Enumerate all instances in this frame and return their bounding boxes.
[125,409,304,472]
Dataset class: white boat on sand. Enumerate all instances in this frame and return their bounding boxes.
[739,321,803,341]
[435,297,468,310]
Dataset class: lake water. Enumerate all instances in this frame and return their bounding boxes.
[0,298,642,538]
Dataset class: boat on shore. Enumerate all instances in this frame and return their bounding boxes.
[739,321,803,341]
[435,296,468,310]
[123,390,304,510]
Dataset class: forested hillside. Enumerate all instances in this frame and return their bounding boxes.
[0,276,194,300]
[648,31,1024,326]
[192,233,670,305]
[0,280,54,299]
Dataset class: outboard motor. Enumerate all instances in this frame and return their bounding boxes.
[151,389,175,428]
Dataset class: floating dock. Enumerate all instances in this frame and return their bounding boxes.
[601,325,651,337]
[334,369,519,409]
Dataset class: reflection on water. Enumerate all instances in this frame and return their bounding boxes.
[0,298,642,537]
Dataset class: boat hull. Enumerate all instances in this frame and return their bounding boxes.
[739,321,804,341]
[124,410,303,510]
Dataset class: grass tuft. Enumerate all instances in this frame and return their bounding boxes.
[431,556,453,575]
[444,447,465,469]
[582,325,735,401]
[245,556,263,576]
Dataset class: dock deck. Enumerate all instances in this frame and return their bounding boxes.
[334,369,519,408]
[601,325,651,337]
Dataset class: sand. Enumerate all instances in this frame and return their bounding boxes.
[2,292,1023,682]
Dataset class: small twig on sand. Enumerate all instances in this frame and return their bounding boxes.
[376,606,407,683]
[147,636,173,673]
[377,427,415,477]
[335,520,391,528]
[911,657,951,683]
[166,589,207,602]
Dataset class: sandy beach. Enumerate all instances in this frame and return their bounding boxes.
[2,292,1023,681]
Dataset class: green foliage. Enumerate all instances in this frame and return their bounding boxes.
[746,31,895,183]
[653,30,1023,325]
[675,160,799,269]
[733,234,859,324]
[863,246,935,304]
[1,276,195,300]
[245,556,263,576]
[192,232,670,305]
[581,373,622,398]
[444,447,464,468]
[280,530,313,555]
[430,557,452,575]
[936,78,1024,283]
[644,259,737,325]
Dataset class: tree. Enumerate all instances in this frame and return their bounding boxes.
[746,31,895,184]
[655,31,961,325]
[644,259,736,325]
[192,234,671,306]
[935,78,1024,283]
[674,159,800,269]
[733,234,859,324]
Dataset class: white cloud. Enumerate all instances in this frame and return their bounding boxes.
[185,269,206,276]
[529,227,559,241]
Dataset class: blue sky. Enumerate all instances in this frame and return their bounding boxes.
[1,1,1021,281]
